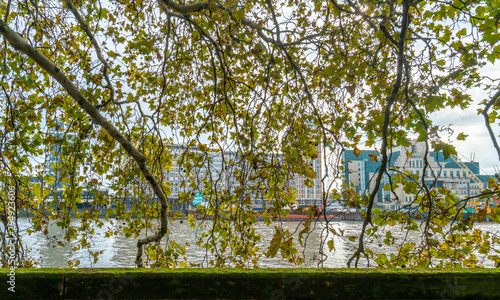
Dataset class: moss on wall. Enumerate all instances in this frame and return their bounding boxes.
[1,268,499,299]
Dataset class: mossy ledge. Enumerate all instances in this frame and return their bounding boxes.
[1,268,499,299]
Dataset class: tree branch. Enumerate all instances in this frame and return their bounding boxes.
[0,19,168,268]
[159,0,323,47]
[482,89,500,161]
[62,0,115,110]
[347,0,410,268]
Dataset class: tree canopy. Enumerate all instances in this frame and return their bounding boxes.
[1,0,500,268]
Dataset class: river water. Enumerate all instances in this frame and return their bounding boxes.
[9,218,500,268]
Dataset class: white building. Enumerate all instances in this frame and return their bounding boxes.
[122,145,324,210]
[344,141,490,211]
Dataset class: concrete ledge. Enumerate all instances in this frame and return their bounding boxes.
[1,268,500,299]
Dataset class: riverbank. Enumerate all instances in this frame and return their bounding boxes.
[1,268,499,299]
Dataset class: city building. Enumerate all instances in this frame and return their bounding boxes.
[29,123,79,189]
[29,123,108,208]
[343,141,492,211]
[289,146,323,207]
[122,144,324,210]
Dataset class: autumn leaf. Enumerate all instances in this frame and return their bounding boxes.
[345,85,356,97]
[1,0,499,270]
[457,132,468,141]
[328,239,335,251]
[489,205,500,223]
[353,147,361,158]
[478,206,487,222]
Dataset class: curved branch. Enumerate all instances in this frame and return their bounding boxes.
[482,89,500,161]
[62,0,115,110]
[347,0,410,268]
[159,0,323,47]
[160,0,210,14]
[0,19,168,268]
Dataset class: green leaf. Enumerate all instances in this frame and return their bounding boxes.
[443,144,457,159]
[233,9,245,22]
[324,66,335,76]
[490,205,500,223]
[328,239,335,252]
[375,253,388,266]
[457,132,468,141]
[456,28,467,38]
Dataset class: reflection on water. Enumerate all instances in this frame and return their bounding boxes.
[9,218,500,268]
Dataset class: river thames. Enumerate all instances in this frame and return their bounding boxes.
[11,218,500,268]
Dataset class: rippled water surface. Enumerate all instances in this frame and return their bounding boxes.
[10,218,500,268]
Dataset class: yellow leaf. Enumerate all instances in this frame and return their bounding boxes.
[478,207,487,222]
[353,147,361,158]
[328,239,335,251]
[457,132,468,141]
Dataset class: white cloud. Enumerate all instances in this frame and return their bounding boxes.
[431,90,500,175]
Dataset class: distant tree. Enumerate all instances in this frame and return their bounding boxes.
[1,0,499,268]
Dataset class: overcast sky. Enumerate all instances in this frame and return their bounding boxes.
[431,64,499,175]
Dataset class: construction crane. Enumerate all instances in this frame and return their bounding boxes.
[426,134,485,190]
[449,154,484,190]
[449,154,489,214]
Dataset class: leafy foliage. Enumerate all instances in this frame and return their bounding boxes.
[0,0,499,268]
